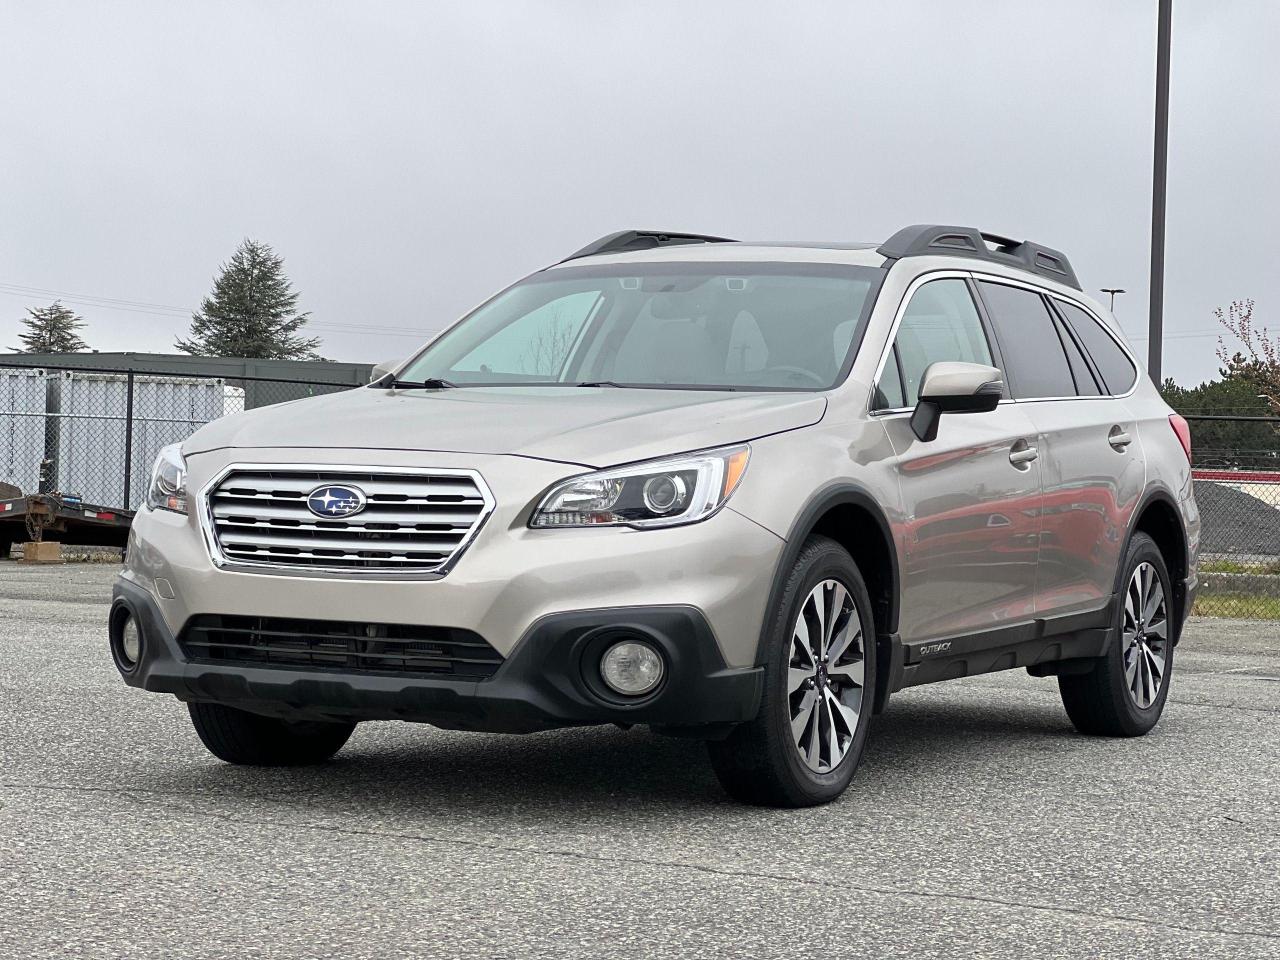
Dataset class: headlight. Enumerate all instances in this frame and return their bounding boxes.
[146,443,188,514]
[530,445,750,529]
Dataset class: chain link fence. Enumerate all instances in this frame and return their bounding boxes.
[1,361,356,516]
[1186,414,1280,620]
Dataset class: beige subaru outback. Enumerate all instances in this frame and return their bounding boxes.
[110,225,1200,807]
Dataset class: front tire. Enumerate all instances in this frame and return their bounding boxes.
[708,535,877,807]
[188,702,356,765]
[1059,532,1175,736]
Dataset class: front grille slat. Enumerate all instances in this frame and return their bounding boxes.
[218,477,482,498]
[211,503,478,525]
[213,491,486,507]
[220,549,451,565]
[206,466,491,574]
[178,614,503,680]
[215,529,467,552]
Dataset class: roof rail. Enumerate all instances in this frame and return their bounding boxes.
[876,224,1081,290]
[561,230,736,263]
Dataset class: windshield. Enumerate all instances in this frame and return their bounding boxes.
[399,262,880,390]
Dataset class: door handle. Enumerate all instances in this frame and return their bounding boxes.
[1009,441,1038,467]
[1108,426,1133,451]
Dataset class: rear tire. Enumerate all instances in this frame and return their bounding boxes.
[1059,532,1175,736]
[708,535,877,807]
[188,702,356,765]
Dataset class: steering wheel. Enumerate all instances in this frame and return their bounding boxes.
[757,365,828,387]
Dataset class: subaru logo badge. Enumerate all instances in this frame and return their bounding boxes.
[306,484,367,518]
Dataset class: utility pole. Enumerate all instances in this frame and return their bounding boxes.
[1101,288,1126,312]
[1148,0,1173,382]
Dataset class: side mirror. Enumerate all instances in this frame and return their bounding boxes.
[369,359,399,384]
[909,361,1004,442]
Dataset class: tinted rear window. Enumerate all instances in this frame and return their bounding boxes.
[1055,300,1138,394]
[977,281,1075,399]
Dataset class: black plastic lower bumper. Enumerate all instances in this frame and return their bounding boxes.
[111,579,763,734]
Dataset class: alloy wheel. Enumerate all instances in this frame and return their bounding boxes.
[1121,561,1169,709]
[787,579,865,772]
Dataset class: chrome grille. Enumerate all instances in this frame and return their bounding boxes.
[205,466,492,573]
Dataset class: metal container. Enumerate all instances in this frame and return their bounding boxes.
[54,371,226,508]
[0,368,227,509]
[0,366,49,495]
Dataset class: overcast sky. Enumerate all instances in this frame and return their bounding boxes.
[2,1,1276,386]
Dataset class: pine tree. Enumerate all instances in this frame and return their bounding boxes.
[12,301,90,353]
[176,239,323,359]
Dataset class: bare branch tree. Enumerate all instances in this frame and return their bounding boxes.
[1215,298,1279,416]
[519,306,579,378]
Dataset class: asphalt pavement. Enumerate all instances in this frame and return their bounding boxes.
[1,563,1277,959]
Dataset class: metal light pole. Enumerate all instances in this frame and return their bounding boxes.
[1148,0,1173,382]
[1101,288,1126,312]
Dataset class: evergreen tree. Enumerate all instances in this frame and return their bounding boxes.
[1161,373,1276,465]
[12,301,90,353]
[176,239,323,359]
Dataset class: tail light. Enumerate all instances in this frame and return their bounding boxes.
[1169,414,1192,462]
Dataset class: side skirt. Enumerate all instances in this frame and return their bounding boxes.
[890,597,1116,691]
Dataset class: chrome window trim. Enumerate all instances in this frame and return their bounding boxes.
[870,398,1014,418]
[198,462,495,581]
[968,272,1141,402]
[868,267,1142,411]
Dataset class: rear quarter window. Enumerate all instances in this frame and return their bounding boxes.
[1053,310,1103,396]
[1054,300,1139,395]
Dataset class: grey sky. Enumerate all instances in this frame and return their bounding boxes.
[2,1,1276,386]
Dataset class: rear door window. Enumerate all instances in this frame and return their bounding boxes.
[1054,300,1139,395]
[976,282,1076,399]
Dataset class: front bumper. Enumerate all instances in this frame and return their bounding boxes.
[126,447,783,670]
[113,577,762,733]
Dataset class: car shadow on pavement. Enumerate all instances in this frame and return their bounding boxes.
[135,691,1080,818]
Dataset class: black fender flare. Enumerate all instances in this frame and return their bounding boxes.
[754,482,900,712]
[1115,482,1191,640]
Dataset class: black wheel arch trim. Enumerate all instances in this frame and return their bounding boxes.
[755,481,900,713]
[1119,482,1192,641]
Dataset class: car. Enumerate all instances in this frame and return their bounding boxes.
[109,225,1200,807]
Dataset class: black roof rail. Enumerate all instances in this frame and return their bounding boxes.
[561,230,736,263]
[876,224,1081,290]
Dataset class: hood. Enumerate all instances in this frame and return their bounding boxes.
[182,386,827,468]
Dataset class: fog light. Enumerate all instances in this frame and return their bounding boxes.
[600,640,664,696]
[111,608,143,672]
[120,616,141,665]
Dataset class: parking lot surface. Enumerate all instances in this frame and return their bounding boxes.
[1,563,1277,959]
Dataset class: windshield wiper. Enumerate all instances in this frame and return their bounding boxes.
[374,376,457,390]
[576,380,741,391]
